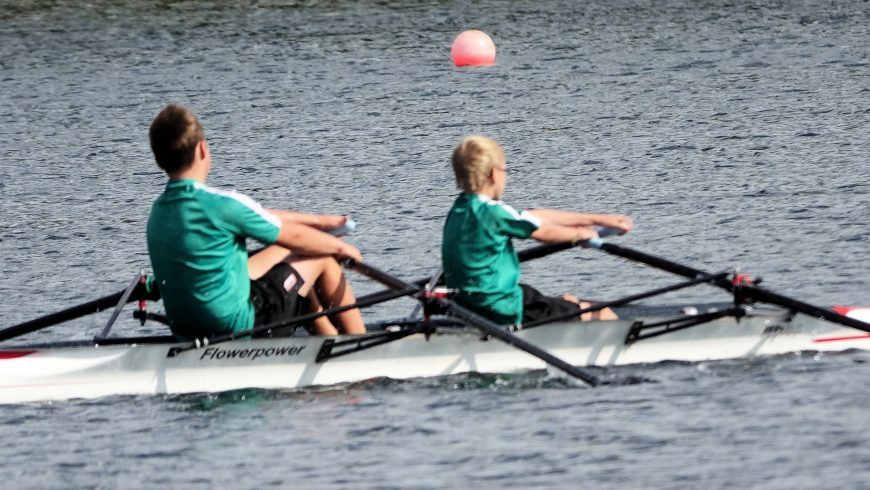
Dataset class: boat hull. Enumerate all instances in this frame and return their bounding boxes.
[1,309,869,404]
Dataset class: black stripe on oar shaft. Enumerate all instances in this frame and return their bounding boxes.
[597,242,870,334]
[521,272,730,329]
[0,290,126,342]
[347,259,600,386]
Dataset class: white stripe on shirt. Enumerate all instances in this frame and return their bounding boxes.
[476,193,542,227]
[194,182,282,228]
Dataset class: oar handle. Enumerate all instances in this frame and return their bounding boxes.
[596,226,625,239]
[582,226,624,249]
[327,218,357,236]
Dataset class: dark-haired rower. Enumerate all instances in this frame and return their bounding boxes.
[146,104,365,339]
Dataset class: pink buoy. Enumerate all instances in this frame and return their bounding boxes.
[451,30,496,67]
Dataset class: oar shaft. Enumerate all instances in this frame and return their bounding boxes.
[738,285,870,334]
[355,235,607,305]
[516,227,622,263]
[434,297,600,386]
[600,243,722,284]
[173,286,416,352]
[521,272,730,329]
[356,278,429,304]
[0,291,125,342]
[597,243,870,334]
[348,260,600,386]
[517,242,575,262]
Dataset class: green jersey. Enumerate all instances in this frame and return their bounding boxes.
[441,193,540,325]
[147,179,281,337]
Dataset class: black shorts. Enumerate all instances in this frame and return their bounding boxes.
[520,283,580,324]
[250,263,310,337]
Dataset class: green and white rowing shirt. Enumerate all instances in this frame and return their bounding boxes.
[442,193,541,325]
[147,179,281,337]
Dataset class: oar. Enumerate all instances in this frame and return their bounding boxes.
[515,226,623,262]
[168,285,418,354]
[0,219,357,343]
[589,241,870,334]
[353,227,624,305]
[521,272,730,329]
[0,290,129,342]
[344,259,601,386]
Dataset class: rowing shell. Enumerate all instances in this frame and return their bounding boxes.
[1,304,868,404]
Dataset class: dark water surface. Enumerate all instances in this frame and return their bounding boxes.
[1,0,869,488]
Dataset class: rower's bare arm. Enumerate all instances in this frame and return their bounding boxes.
[531,222,599,244]
[267,209,349,232]
[275,221,362,262]
[526,209,633,234]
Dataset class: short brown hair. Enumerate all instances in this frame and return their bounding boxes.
[451,135,505,193]
[149,104,204,174]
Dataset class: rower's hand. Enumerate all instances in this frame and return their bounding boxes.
[337,243,363,263]
[323,214,351,231]
[326,216,356,236]
[572,227,600,243]
[604,215,633,234]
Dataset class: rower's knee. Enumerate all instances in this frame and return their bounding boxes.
[579,303,619,321]
[340,322,366,335]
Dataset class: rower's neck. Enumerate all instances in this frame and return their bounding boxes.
[169,165,208,183]
[167,140,211,183]
[475,186,502,201]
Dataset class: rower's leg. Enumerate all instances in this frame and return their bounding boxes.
[247,245,292,279]
[561,294,619,321]
[304,292,339,336]
[286,256,366,335]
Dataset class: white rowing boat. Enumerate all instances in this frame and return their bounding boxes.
[2,236,868,404]
[1,304,868,404]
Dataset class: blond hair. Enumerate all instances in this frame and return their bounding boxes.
[451,135,505,193]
